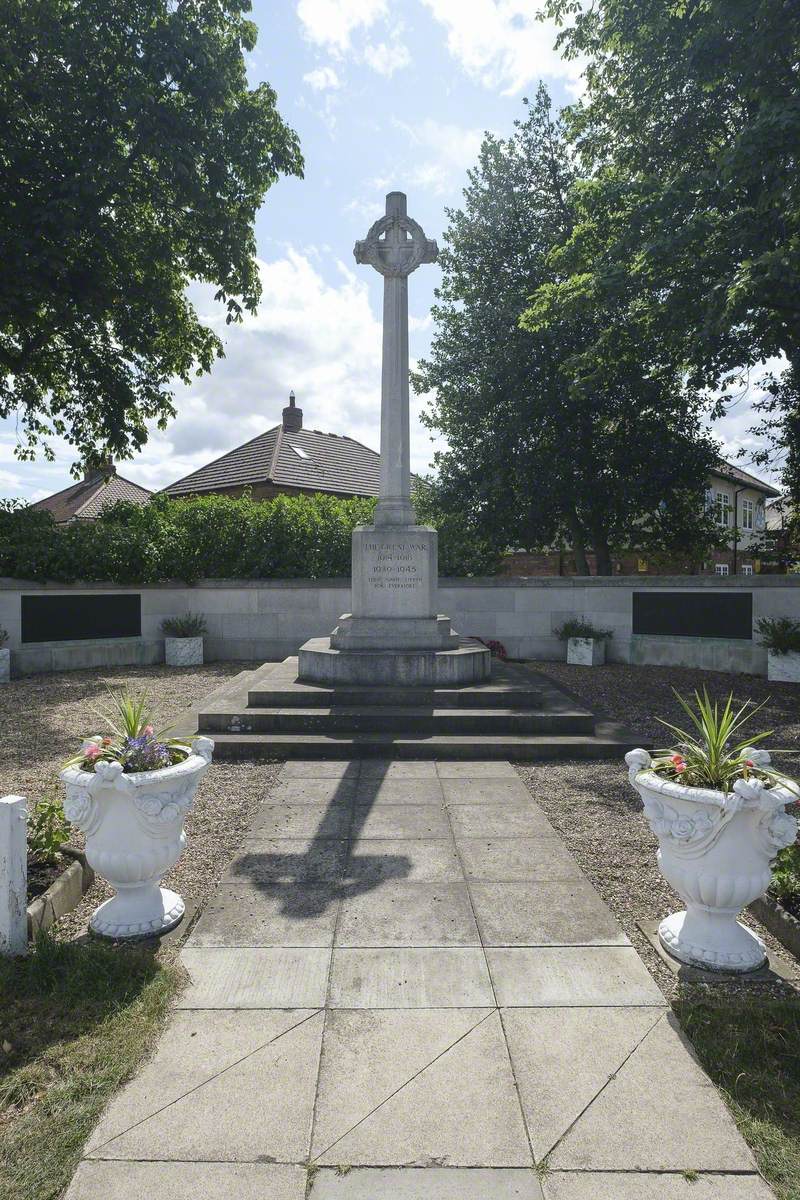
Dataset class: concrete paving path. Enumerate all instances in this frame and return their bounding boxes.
[66,761,774,1200]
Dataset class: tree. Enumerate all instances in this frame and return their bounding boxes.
[0,0,302,467]
[414,86,720,575]
[530,0,800,506]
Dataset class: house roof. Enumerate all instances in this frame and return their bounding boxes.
[711,460,781,498]
[31,469,153,523]
[163,424,382,499]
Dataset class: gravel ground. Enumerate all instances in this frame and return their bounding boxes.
[0,663,283,952]
[518,660,800,1002]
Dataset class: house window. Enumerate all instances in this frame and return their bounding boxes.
[715,491,731,526]
[741,497,754,530]
[741,564,753,576]
[715,563,730,576]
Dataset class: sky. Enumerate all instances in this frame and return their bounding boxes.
[1,0,779,503]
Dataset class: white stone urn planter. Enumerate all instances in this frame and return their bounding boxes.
[567,636,606,666]
[165,635,204,667]
[0,647,10,684]
[626,747,798,972]
[767,650,800,684]
[60,736,213,938]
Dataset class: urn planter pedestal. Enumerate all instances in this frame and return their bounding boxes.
[567,637,606,667]
[767,650,800,684]
[60,737,213,938]
[165,636,204,667]
[626,748,798,972]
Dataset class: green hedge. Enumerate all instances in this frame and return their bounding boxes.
[0,490,500,584]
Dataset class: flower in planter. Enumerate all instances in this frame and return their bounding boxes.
[65,686,191,774]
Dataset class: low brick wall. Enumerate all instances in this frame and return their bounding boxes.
[1,575,798,677]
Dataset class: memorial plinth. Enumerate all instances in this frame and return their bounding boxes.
[298,192,490,687]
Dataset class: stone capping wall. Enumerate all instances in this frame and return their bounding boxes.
[1,575,798,676]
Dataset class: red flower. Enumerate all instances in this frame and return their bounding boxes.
[675,762,687,773]
[671,754,684,765]
[745,759,754,768]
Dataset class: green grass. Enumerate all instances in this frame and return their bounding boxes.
[0,933,180,1200]
[676,1000,800,1200]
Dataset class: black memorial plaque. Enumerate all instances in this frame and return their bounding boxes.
[632,591,752,641]
[22,593,142,643]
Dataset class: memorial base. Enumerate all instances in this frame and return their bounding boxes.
[297,637,491,687]
[331,613,459,651]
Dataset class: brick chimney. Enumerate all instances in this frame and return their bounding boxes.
[282,390,302,432]
[83,457,116,481]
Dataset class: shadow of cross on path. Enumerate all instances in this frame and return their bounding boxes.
[228,761,413,921]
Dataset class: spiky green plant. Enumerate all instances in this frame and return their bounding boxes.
[651,688,797,795]
[63,685,191,773]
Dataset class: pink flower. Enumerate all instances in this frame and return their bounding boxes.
[675,762,687,773]
[745,759,754,768]
[143,724,154,737]
[84,744,101,759]
[671,754,684,765]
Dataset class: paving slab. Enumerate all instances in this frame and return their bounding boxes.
[309,1167,544,1199]
[329,948,494,1007]
[356,778,445,805]
[189,881,342,947]
[347,839,462,883]
[266,778,359,804]
[281,760,362,779]
[361,760,440,778]
[88,1011,323,1162]
[469,881,628,947]
[87,1009,316,1152]
[436,761,518,778]
[177,947,331,1007]
[225,839,349,882]
[314,1012,532,1167]
[352,803,452,839]
[65,1162,307,1200]
[448,800,556,838]
[247,803,353,839]
[311,1009,493,1157]
[549,1013,756,1172]
[457,837,582,882]
[488,947,666,1007]
[335,881,480,946]
[501,1006,666,1159]
[441,778,531,804]
[542,1174,774,1200]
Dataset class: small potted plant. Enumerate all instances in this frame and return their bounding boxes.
[162,613,208,667]
[555,618,613,666]
[0,627,9,683]
[626,689,799,972]
[60,687,213,938]
[756,616,800,684]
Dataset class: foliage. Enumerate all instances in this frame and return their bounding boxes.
[480,639,509,660]
[0,933,178,1200]
[26,796,70,865]
[413,86,721,576]
[412,480,503,577]
[63,686,191,773]
[0,0,303,468]
[756,617,800,656]
[770,843,800,907]
[0,489,497,582]
[555,618,612,642]
[534,0,800,513]
[649,688,798,795]
[162,613,208,638]
[675,1001,800,1200]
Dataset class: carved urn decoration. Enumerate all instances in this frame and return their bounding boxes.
[626,747,798,972]
[60,737,213,938]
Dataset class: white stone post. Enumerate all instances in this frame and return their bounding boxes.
[0,796,27,956]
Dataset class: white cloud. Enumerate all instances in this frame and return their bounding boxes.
[421,0,585,96]
[303,65,341,90]
[395,117,486,194]
[363,37,411,76]
[297,0,387,54]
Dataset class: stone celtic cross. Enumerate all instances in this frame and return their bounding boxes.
[355,192,437,527]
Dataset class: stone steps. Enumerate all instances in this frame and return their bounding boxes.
[199,704,595,736]
[202,728,643,760]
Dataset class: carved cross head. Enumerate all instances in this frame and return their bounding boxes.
[354,192,438,278]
